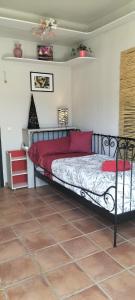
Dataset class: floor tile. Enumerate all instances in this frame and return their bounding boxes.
[15,188,37,197]
[62,236,99,259]
[130,266,135,274]
[51,224,82,242]
[7,276,57,300]
[15,195,33,203]
[45,194,66,204]
[0,239,26,262]
[0,199,19,209]
[13,220,41,236]
[30,206,56,218]
[130,237,135,245]
[35,244,71,272]
[47,263,93,297]
[87,228,124,249]
[4,211,33,226]
[0,255,39,287]
[0,216,10,228]
[22,198,46,209]
[94,214,113,226]
[22,231,56,251]
[78,251,123,282]
[67,285,109,299]
[61,208,89,221]
[0,292,6,300]
[16,194,35,201]
[36,187,57,198]
[73,217,105,234]
[38,213,67,230]
[0,227,16,244]
[118,222,135,239]
[51,200,76,212]
[1,202,26,215]
[62,195,80,203]
[0,187,134,299]
[100,271,135,300]
[107,242,135,267]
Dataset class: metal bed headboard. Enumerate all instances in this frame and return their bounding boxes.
[31,128,77,144]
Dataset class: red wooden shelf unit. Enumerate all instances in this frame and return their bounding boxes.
[7,150,28,190]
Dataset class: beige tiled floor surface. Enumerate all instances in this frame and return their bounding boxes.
[0,186,135,299]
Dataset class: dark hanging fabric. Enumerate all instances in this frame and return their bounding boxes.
[27,94,40,129]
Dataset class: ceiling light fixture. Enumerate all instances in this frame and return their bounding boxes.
[32,18,57,40]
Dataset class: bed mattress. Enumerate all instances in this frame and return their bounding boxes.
[51,154,135,215]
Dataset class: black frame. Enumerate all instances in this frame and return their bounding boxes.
[30,72,54,92]
[30,129,135,247]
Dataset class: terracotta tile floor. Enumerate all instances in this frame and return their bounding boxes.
[0,186,135,300]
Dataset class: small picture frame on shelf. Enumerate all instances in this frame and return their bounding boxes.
[30,72,54,92]
[37,45,53,60]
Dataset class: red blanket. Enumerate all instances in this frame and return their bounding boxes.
[38,152,90,175]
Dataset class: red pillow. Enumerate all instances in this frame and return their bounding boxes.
[28,143,39,164]
[69,131,93,153]
[28,136,70,163]
[101,160,131,172]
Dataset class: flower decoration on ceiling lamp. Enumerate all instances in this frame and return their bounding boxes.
[32,18,57,39]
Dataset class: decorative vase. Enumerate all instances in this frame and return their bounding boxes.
[79,50,88,57]
[13,43,23,58]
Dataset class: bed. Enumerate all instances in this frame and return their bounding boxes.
[28,128,135,247]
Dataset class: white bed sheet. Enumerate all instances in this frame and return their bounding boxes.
[51,154,135,215]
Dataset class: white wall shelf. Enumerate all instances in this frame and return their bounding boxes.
[11,156,27,161]
[66,56,96,66]
[12,170,28,176]
[2,56,96,66]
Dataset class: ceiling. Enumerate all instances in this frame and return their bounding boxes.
[0,0,135,45]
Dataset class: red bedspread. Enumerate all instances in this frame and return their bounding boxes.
[38,152,90,175]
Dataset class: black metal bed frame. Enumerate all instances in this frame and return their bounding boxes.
[31,129,135,247]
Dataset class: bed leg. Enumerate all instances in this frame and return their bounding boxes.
[113,222,117,247]
[34,166,36,189]
[114,153,118,247]
[34,175,36,189]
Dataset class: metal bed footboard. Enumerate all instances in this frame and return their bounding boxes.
[93,134,135,246]
[31,130,135,247]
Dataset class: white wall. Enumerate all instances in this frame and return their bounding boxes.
[72,18,135,135]
[0,37,72,183]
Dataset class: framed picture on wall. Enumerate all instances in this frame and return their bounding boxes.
[37,45,53,61]
[30,72,54,92]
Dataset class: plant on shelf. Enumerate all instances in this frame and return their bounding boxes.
[71,43,93,58]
